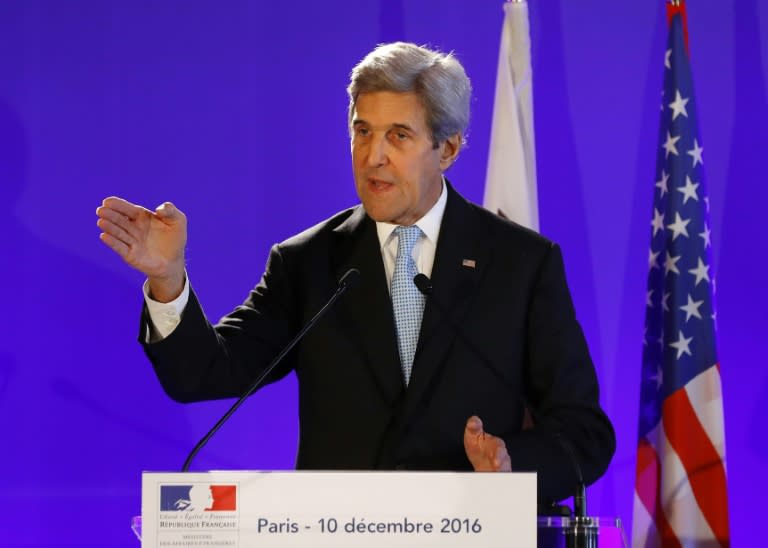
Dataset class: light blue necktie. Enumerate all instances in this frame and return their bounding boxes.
[391,225,426,386]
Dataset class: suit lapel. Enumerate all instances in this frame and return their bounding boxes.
[331,207,404,406]
[401,184,490,422]
[328,186,491,430]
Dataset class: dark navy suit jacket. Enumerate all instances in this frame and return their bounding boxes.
[142,182,615,502]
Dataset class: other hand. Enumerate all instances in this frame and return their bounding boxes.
[463,415,512,472]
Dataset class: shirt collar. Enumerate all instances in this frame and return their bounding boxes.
[375,178,448,249]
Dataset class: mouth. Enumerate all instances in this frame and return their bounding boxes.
[368,177,394,193]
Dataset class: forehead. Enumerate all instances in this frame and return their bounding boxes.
[352,91,428,129]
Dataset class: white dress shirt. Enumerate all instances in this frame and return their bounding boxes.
[144,180,447,342]
[375,180,447,290]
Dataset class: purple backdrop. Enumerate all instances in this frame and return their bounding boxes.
[1,1,765,546]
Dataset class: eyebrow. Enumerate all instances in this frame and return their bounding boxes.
[352,120,416,132]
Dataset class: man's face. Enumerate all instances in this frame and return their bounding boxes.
[351,91,457,226]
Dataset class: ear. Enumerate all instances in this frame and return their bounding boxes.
[439,133,462,170]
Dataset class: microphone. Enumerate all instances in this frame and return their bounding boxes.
[412,273,433,295]
[181,268,361,471]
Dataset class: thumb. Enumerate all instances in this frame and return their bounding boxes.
[465,415,484,437]
[155,201,180,220]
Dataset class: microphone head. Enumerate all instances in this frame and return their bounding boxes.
[338,268,361,290]
[413,273,433,295]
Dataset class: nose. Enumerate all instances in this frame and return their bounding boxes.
[366,133,389,168]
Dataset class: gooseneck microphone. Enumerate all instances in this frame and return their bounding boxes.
[181,268,361,472]
[412,273,434,295]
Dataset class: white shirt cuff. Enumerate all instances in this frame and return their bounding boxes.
[142,274,190,342]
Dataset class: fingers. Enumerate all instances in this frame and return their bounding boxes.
[479,436,507,471]
[96,205,143,241]
[96,217,136,248]
[101,196,142,220]
[489,437,512,472]
[98,231,130,259]
[482,436,511,472]
[96,197,147,261]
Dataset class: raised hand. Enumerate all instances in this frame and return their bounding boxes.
[96,197,187,302]
[463,416,512,472]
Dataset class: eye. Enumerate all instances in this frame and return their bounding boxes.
[390,130,409,142]
[355,126,370,137]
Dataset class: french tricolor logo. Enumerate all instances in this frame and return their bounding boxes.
[160,484,236,512]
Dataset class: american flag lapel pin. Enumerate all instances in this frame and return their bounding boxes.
[462,259,476,269]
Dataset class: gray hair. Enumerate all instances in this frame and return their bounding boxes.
[347,42,472,148]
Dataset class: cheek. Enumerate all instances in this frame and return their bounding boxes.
[351,145,365,165]
[400,157,429,184]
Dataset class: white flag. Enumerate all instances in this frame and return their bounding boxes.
[483,0,538,231]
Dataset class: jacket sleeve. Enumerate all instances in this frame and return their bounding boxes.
[504,243,616,503]
[139,244,298,403]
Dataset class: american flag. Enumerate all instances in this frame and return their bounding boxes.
[632,2,730,546]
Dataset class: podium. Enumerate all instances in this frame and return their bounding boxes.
[136,471,537,547]
[134,471,627,547]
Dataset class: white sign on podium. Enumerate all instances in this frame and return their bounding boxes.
[141,471,536,547]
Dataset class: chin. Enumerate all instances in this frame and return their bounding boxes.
[365,210,390,223]
[363,205,398,224]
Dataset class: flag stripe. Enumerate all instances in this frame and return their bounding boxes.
[632,490,661,548]
[658,420,716,544]
[685,364,726,460]
[663,383,729,541]
[635,430,682,548]
[635,438,659,513]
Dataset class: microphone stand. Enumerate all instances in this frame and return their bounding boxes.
[181,268,361,471]
[555,434,597,548]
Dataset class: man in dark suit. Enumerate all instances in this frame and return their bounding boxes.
[96,42,614,502]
